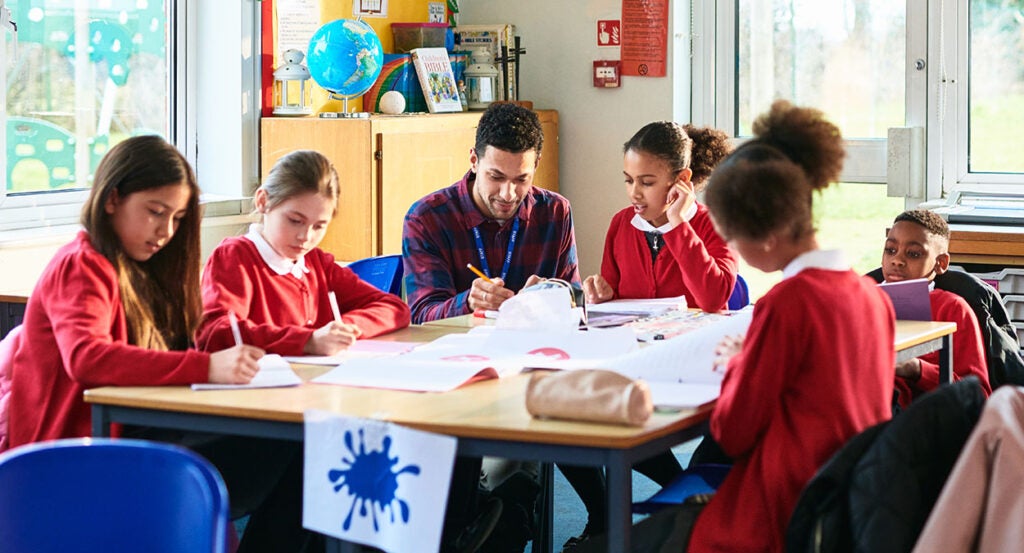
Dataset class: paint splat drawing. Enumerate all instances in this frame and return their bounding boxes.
[327,428,422,531]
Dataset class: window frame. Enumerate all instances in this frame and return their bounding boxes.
[0,0,261,231]
[692,0,903,187]
[936,0,1024,197]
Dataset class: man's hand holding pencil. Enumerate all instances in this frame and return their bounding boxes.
[466,263,514,312]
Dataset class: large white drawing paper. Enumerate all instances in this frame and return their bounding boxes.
[312,326,637,391]
[284,340,422,366]
[303,410,456,553]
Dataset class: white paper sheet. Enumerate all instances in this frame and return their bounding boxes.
[312,358,510,392]
[648,382,721,410]
[603,311,752,383]
[585,295,688,316]
[284,340,422,365]
[191,354,302,390]
[304,411,455,553]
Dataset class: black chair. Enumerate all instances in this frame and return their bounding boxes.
[867,267,1024,388]
[786,377,986,553]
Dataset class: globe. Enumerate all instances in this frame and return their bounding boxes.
[307,19,384,104]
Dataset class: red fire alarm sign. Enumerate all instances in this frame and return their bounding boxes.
[597,20,621,46]
[593,60,621,88]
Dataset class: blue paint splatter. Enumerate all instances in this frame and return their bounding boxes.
[327,428,422,532]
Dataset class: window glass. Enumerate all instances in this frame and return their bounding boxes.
[5,0,169,194]
[968,0,1024,174]
[738,183,904,300]
[736,0,906,139]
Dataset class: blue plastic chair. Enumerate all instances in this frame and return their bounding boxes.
[347,254,404,296]
[632,463,731,514]
[727,274,750,310]
[0,438,229,553]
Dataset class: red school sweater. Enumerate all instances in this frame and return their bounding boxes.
[599,205,738,312]
[196,237,411,355]
[894,288,991,409]
[9,232,210,447]
[688,269,895,553]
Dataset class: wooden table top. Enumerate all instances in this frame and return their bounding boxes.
[83,319,953,449]
[893,320,956,350]
[85,323,710,449]
[0,290,30,304]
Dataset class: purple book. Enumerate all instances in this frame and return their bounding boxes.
[878,278,933,321]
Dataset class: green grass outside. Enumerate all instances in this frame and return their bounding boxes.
[738,182,905,301]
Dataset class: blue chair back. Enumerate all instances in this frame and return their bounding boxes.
[728,274,750,310]
[0,438,229,553]
[347,254,403,296]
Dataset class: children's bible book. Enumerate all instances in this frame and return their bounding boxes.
[410,47,463,113]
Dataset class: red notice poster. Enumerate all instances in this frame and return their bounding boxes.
[621,0,668,77]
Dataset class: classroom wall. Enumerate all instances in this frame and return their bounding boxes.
[459,0,686,277]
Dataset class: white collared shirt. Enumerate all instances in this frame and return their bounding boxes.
[243,223,309,280]
[781,249,850,280]
[629,202,698,234]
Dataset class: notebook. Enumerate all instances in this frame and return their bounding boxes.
[878,278,932,321]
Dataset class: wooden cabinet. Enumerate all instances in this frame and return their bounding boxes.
[260,110,559,261]
[949,224,1024,267]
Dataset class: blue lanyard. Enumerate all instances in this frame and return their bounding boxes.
[471,217,520,282]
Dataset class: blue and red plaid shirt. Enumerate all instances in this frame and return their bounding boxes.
[402,170,580,323]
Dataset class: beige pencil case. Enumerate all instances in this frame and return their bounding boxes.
[525,369,653,426]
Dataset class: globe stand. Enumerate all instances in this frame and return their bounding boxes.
[317,93,371,119]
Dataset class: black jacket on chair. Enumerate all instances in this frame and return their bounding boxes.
[786,377,987,553]
[866,267,1024,388]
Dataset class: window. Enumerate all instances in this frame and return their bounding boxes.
[945,0,1024,188]
[692,0,911,298]
[0,0,260,231]
[2,1,170,222]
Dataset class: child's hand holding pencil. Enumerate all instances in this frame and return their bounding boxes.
[304,291,362,355]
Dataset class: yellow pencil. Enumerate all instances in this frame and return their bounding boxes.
[466,263,493,283]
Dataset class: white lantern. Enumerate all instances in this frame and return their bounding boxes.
[464,48,499,111]
[273,49,313,116]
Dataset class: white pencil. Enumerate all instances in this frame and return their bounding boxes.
[228,311,243,347]
[328,291,343,323]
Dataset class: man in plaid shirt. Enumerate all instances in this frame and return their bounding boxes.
[402,103,580,551]
[402,102,580,324]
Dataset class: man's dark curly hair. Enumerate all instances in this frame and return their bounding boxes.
[474,103,544,156]
[894,209,949,240]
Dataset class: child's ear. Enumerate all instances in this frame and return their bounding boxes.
[104,190,120,215]
[253,189,268,213]
[934,252,951,275]
[676,168,693,185]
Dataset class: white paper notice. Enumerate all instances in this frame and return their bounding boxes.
[303,411,455,553]
[276,0,322,54]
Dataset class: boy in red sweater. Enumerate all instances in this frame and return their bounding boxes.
[882,209,992,408]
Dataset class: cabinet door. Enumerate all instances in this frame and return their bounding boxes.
[261,118,375,261]
[377,125,479,255]
[534,110,559,193]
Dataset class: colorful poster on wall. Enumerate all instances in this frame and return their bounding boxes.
[621,0,668,77]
